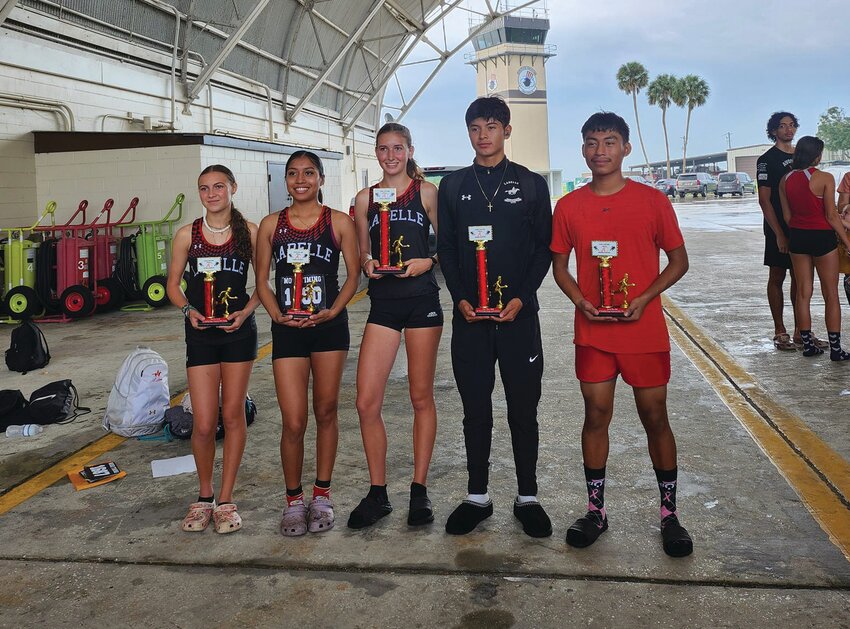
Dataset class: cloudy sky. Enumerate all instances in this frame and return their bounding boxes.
[387,0,850,180]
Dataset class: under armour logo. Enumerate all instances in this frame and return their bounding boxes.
[461,194,472,201]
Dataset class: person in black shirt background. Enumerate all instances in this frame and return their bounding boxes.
[437,96,553,538]
[756,112,827,351]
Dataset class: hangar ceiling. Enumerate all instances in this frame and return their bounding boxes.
[2,0,542,134]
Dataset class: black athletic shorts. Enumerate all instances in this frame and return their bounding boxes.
[366,293,443,331]
[764,228,792,269]
[186,328,258,368]
[271,321,350,359]
[789,228,837,257]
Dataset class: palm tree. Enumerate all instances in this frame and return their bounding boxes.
[647,74,678,179]
[616,62,650,173]
[673,75,710,174]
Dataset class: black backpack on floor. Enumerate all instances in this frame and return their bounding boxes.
[5,320,50,374]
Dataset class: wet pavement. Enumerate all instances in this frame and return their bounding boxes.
[1,193,849,628]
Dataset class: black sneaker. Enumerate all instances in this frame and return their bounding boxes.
[408,494,434,526]
[445,500,493,535]
[566,511,608,548]
[513,500,553,538]
[661,516,693,558]
[346,495,393,530]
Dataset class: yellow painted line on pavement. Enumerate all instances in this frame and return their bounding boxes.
[0,288,369,516]
[664,297,850,560]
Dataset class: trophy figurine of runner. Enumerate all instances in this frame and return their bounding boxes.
[373,187,405,275]
[286,247,313,319]
[469,225,501,316]
[592,240,628,317]
[197,257,230,327]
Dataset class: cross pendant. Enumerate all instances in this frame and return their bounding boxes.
[487,202,493,212]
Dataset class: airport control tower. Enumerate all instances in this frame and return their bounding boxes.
[467,4,561,193]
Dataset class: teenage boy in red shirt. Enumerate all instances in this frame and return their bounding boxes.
[550,112,693,557]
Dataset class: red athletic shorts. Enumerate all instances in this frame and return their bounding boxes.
[575,345,671,388]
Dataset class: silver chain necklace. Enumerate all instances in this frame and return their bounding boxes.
[472,159,509,212]
[203,214,231,234]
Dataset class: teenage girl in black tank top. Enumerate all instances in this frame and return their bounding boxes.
[256,151,360,536]
[348,123,442,530]
[270,205,347,328]
[167,164,260,535]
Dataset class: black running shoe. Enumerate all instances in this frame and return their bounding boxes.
[513,501,553,538]
[407,494,434,526]
[346,495,393,530]
[661,516,693,557]
[445,500,493,535]
[566,511,608,548]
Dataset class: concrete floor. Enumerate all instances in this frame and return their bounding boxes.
[1,195,849,628]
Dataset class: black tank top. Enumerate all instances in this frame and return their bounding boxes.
[185,218,256,344]
[367,179,438,299]
[272,206,346,327]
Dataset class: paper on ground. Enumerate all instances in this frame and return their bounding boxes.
[151,454,197,478]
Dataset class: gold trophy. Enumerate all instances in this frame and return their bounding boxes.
[592,241,629,318]
[285,247,313,319]
[469,225,501,316]
[196,257,230,327]
[373,188,405,275]
[493,276,508,310]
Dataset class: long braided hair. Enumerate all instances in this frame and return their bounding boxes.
[198,164,252,262]
[376,122,424,181]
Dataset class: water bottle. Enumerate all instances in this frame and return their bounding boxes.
[5,424,43,438]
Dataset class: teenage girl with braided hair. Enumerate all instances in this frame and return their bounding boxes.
[255,151,360,536]
[167,164,260,534]
[347,122,442,529]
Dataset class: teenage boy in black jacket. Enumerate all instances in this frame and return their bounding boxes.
[437,96,553,537]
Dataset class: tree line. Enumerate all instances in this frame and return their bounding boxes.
[616,61,709,179]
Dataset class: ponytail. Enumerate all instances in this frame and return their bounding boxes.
[230,207,252,262]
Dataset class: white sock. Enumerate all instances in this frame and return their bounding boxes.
[466,492,490,505]
[516,494,538,505]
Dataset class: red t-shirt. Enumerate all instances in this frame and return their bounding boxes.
[550,180,685,353]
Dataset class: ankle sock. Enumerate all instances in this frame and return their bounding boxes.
[198,495,215,503]
[286,485,305,507]
[516,494,538,505]
[466,492,490,505]
[410,482,428,499]
[828,331,850,361]
[584,466,607,523]
[654,467,679,526]
[313,479,331,501]
[800,329,823,357]
[367,484,389,503]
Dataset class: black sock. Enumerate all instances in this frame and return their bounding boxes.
[410,482,427,498]
[801,329,823,357]
[584,466,606,521]
[197,495,214,503]
[314,478,331,489]
[654,467,679,527]
[286,485,304,498]
[367,484,389,503]
[828,331,850,361]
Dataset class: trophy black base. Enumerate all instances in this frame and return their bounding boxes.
[198,317,230,327]
[374,266,404,275]
[474,307,501,317]
[595,308,627,318]
[287,309,313,320]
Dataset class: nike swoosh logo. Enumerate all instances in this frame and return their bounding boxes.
[529,355,539,363]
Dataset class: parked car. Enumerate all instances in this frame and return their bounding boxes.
[676,172,717,198]
[716,172,755,197]
[655,178,677,197]
[627,175,653,186]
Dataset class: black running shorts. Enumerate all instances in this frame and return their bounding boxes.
[789,228,837,257]
[763,229,792,269]
[186,327,258,368]
[271,320,350,359]
[366,293,443,332]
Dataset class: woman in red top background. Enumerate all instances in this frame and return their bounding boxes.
[778,136,850,359]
